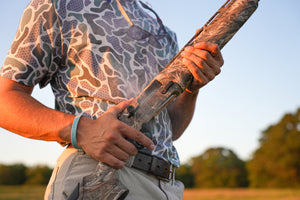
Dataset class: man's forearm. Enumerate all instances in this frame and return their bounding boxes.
[167,89,199,140]
[0,77,74,143]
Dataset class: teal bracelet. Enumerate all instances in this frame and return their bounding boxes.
[71,115,82,149]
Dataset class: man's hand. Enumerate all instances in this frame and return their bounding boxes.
[76,99,155,169]
[181,42,224,93]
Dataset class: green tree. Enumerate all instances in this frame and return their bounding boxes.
[175,163,195,188]
[247,108,300,188]
[0,163,27,185]
[26,165,53,185]
[191,147,248,188]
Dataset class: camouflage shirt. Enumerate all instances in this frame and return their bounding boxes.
[0,0,180,167]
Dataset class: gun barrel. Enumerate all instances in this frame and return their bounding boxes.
[196,0,260,49]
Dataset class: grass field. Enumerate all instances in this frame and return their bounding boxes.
[183,188,300,200]
[0,185,45,200]
[0,186,299,200]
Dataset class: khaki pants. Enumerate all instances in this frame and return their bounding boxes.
[45,147,184,200]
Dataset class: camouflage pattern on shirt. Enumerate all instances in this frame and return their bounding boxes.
[0,0,180,167]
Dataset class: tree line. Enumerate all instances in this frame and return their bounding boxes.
[0,164,52,185]
[0,108,299,187]
[176,108,300,188]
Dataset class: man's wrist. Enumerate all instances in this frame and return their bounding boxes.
[71,115,82,149]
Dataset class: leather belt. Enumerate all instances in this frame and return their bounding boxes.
[131,151,174,181]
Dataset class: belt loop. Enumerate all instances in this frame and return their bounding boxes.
[77,148,85,155]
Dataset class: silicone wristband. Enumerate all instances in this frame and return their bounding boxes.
[185,88,193,94]
[71,115,82,149]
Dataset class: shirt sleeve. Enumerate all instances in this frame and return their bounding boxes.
[0,0,62,88]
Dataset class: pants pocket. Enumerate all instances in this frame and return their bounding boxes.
[160,179,185,200]
[78,163,129,200]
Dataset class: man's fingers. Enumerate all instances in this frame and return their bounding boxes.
[181,42,223,86]
[107,98,134,116]
[107,99,155,151]
[116,137,138,156]
[100,153,125,169]
[106,144,131,162]
[183,45,221,74]
[182,58,209,86]
[120,126,155,151]
[182,51,215,79]
[194,42,224,65]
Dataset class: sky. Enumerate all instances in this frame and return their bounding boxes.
[0,0,299,167]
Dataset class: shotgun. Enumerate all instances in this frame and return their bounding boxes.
[76,0,260,199]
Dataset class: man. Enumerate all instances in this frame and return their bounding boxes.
[0,0,223,199]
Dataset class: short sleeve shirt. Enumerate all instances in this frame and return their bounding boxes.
[0,0,180,167]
